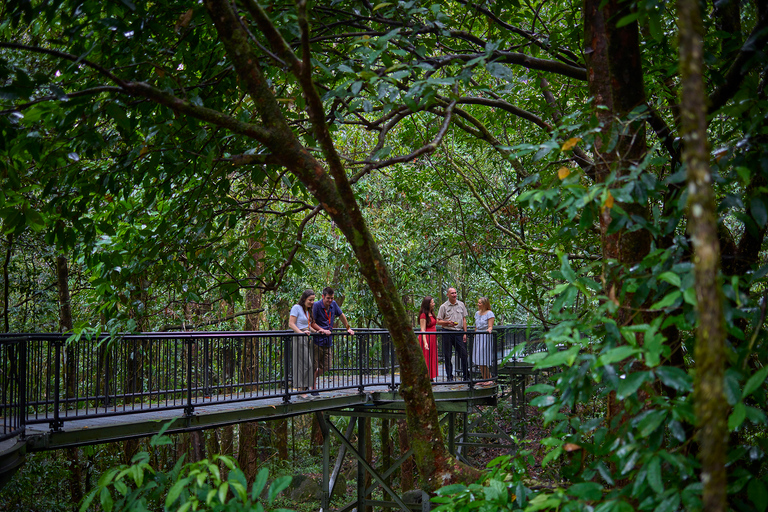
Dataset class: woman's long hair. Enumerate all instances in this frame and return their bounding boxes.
[419,295,435,322]
[478,296,491,312]
[297,289,315,323]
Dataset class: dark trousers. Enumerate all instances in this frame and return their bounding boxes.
[442,331,469,381]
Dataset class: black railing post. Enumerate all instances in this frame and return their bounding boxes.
[389,332,396,392]
[283,335,291,403]
[20,337,27,435]
[51,340,63,431]
[358,333,364,394]
[492,329,497,381]
[184,338,194,417]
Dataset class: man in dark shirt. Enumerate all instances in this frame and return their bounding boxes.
[310,287,354,393]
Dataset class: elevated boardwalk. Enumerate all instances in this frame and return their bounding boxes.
[0,326,541,501]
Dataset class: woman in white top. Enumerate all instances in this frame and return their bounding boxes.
[472,297,495,386]
[289,289,316,397]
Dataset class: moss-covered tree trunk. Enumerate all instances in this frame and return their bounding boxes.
[202,0,479,489]
[678,1,728,510]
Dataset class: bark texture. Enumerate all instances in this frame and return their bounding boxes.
[582,0,652,431]
[202,0,478,489]
[678,1,728,510]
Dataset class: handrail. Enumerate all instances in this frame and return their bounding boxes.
[0,325,540,435]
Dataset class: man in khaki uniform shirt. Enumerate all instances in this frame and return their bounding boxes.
[437,287,469,381]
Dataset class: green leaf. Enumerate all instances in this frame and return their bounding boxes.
[166,478,190,508]
[650,290,681,310]
[745,406,767,424]
[526,383,556,394]
[436,484,468,495]
[616,12,639,28]
[748,478,768,512]
[743,367,768,399]
[647,456,663,494]
[100,487,114,512]
[751,197,767,227]
[637,410,667,437]
[218,482,229,505]
[535,346,580,369]
[567,482,603,501]
[657,271,681,287]
[251,468,269,500]
[617,371,651,400]
[655,366,692,392]
[267,475,292,504]
[599,345,639,366]
[729,402,747,430]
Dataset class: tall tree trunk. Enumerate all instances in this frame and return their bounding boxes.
[56,254,84,504]
[583,0,652,432]
[678,1,728,510]
[220,425,234,478]
[272,420,288,461]
[238,232,265,482]
[202,0,479,488]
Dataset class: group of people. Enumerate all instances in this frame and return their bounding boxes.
[418,287,495,386]
[288,287,354,399]
[287,286,494,398]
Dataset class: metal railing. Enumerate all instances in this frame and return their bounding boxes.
[0,337,26,442]
[0,325,539,437]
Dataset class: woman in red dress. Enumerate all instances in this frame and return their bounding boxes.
[418,296,438,381]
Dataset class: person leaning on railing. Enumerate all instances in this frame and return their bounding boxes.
[310,287,354,395]
[472,297,495,387]
[288,289,317,399]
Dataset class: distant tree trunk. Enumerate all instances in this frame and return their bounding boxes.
[190,430,206,463]
[219,425,234,478]
[678,1,728,510]
[123,277,150,464]
[238,230,265,482]
[273,420,288,461]
[310,414,324,457]
[56,254,83,504]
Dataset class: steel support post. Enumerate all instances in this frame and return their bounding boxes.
[318,411,330,512]
[357,416,365,512]
[448,412,455,455]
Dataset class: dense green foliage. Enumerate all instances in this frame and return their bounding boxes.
[2,0,768,510]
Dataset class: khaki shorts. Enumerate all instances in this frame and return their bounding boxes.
[314,345,332,373]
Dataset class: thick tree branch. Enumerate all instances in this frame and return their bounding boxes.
[159,308,265,332]
[121,82,276,144]
[242,0,303,77]
[0,42,126,86]
[353,99,456,178]
[0,86,121,114]
[428,50,587,80]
